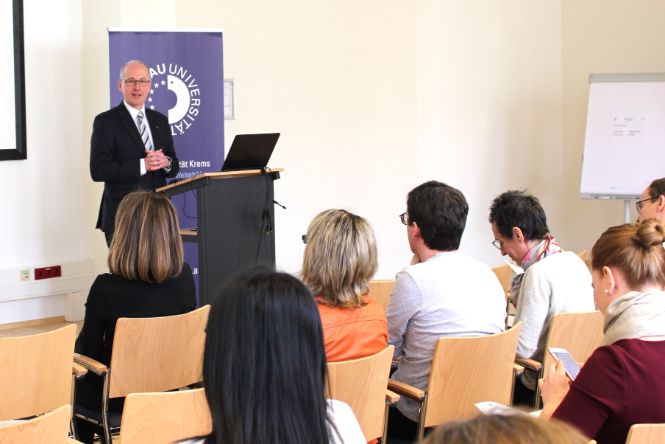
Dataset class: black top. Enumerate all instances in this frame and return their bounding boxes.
[75,263,196,366]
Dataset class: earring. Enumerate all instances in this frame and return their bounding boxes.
[603,289,610,294]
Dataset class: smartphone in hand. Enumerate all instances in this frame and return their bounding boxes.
[549,347,581,381]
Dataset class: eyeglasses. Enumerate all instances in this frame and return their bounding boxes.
[123,78,151,87]
[399,212,408,225]
[301,234,307,244]
[636,197,656,213]
[491,239,502,250]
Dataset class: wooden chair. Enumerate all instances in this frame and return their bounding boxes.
[515,310,604,407]
[626,424,665,444]
[118,388,212,444]
[492,265,515,326]
[0,404,73,443]
[73,305,210,443]
[327,345,395,442]
[492,264,514,301]
[367,279,395,312]
[577,249,592,270]
[0,324,77,421]
[388,323,522,442]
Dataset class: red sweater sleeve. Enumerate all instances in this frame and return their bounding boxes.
[552,345,626,439]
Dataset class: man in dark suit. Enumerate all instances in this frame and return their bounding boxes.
[90,60,180,245]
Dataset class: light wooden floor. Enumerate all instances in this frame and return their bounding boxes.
[0,320,82,338]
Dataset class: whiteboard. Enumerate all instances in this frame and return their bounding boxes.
[580,73,665,199]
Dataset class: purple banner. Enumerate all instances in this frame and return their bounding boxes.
[109,30,224,303]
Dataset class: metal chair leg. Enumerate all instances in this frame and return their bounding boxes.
[382,402,390,444]
[416,392,429,442]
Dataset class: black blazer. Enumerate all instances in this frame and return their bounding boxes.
[74,263,196,366]
[74,264,196,410]
[90,102,180,234]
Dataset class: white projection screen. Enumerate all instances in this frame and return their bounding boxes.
[580,73,665,199]
[0,0,17,152]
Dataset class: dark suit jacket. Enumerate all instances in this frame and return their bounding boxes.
[90,102,180,234]
[74,263,196,410]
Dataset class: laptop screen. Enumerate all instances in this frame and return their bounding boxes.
[221,133,280,172]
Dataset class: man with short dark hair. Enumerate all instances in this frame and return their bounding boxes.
[636,178,665,224]
[489,190,593,403]
[387,181,506,435]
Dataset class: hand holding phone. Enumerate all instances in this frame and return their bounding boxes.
[549,347,581,381]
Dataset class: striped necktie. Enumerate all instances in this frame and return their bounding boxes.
[137,111,153,151]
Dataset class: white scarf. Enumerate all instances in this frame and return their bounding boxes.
[603,290,665,345]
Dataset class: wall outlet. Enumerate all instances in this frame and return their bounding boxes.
[20,269,30,282]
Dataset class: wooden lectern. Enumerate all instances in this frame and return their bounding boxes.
[157,168,283,304]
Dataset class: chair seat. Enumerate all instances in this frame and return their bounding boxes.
[74,403,123,429]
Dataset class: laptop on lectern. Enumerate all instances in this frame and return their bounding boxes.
[220,133,280,172]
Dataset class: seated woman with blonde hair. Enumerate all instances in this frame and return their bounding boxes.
[74,190,196,443]
[424,414,588,444]
[301,209,388,362]
[541,218,665,444]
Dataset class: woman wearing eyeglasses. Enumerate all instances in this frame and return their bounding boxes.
[301,209,388,362]
[540,219,665,444]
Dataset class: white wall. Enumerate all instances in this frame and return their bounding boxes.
[4,1,665,323]
[1,0,86,267]
[0,0,94,323]
[175,0,564,275]
[414,0,563,265]
[174,0,419,276]
[560,0,665,248]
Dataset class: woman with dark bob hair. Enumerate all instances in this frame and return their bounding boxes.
[541,219,665,444]
[75,191,196,443]
[180,268,365,444]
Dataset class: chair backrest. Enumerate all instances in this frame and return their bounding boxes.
[626,423,665,444]
[119,388,212,444]
[491,264,513,300]
[367,280,395,312]
[542,311,604,377]
[577,249,592,270]
[0,324,77,420]
[108,305,210,398]
[0,404,71,443]
[327,345,394,441]
[423,323,522,428]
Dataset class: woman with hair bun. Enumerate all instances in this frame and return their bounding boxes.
[541,219,665,444]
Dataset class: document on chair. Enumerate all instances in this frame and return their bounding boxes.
[475,401,541,417]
